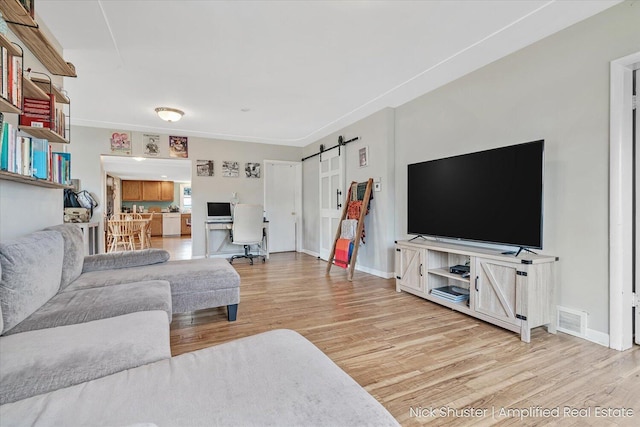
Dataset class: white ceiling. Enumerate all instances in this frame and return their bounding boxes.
[36,0,619,147]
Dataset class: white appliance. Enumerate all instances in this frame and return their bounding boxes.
[163,213,181,236]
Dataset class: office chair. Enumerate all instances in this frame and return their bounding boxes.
[229,204,265,265]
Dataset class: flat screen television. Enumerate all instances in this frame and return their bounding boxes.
[407,140,544,249]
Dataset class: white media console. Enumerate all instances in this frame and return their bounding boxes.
[395,239,558,342]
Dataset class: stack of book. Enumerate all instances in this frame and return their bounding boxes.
[431,286,470,303]
[1,46,23,108]
[0,113,71,184]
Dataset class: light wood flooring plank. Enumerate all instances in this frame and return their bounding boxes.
[170,252,640,426]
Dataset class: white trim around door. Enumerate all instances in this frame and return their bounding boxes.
[609,51,640,351]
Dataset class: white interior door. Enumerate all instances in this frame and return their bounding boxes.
[319,148,345,260]
[265,161,299,253]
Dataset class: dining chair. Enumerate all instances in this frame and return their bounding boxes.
[107,219,136,252]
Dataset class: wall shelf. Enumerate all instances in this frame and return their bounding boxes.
[0,96,21,114]
[30,76,69,103]
[0,31,21,56]
[0,170,70,189]
[18,125,69,143]
[0,0,77,77]
[22,75,49,100]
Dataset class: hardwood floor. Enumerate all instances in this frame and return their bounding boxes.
[149,235,192,260]
[170,252,640,426]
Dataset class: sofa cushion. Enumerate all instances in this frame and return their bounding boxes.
[82,249,170,273]
[0,310,171,405]
[0,262,3,334]
[3,280,172,335]
[0,330,399,426]
[66,258,241,313]
[44,224,85,289]
[0,231,64,334]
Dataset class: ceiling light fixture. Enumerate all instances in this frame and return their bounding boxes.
[155,107,184,122]
[133,157,145,162]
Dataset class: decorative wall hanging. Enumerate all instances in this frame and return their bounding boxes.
[245,162,261,178]
[169,136,188,158]
[196,160,214,177]
[358,146,369,168]
[110,131,131,155]
[222,161,239,177]
[143,134,160,156]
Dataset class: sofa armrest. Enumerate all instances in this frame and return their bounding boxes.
[82,249,170,273]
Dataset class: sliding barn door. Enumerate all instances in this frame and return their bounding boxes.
[319,148,345,261]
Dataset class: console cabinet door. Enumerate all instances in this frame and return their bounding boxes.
[395,246,425,294]
[474,258,521,327]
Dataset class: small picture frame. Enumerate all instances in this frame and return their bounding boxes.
[358,146,369,168]
[169,136,188,158]
[143,134,160,156]
[110,131,131,155]
[222,161,239,177]
[245,162,261,178]
[196,160,214,177]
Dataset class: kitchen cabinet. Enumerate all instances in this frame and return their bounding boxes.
[160,181,174,201]
[123,180,174,201]
[122,181,142,201]
[181,214,191,235]
[142,181,161,201]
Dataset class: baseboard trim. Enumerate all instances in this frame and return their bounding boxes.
[586,328,610,347]
[354,264,394,279]
[301,249,320,258]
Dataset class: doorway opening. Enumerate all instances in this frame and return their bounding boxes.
[101,155,192,259]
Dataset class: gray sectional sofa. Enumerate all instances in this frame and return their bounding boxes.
[0,224,398,426]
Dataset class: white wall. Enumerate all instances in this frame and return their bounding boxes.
[302,108,396,276]
[189,139,301,256]
[394,2,640,336]
[58,126,300,253]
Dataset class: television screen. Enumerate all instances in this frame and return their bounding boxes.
[407,140,544,249]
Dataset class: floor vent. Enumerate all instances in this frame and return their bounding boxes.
[557,306,587,338]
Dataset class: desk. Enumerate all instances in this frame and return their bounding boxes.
[205,221,269,259]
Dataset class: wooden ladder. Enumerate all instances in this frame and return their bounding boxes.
[326,178,374,281]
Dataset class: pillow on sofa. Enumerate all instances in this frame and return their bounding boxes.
[44,224,85,289]
[82,249,170,273]
[0,231,64,333]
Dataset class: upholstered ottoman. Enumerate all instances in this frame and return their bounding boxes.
[65,258,241,320]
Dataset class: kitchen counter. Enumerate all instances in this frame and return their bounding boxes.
[181,214,192,236]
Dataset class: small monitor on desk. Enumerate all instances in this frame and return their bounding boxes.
[207,202,232,222]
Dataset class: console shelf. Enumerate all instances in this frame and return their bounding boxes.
[0,170,71,189]
[395,239,558,342]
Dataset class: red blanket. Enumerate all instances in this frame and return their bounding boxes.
[334,238,353,269]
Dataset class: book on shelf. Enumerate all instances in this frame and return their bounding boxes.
[0,118,64,183]
[0,46,23,109]
[31,138,49,179]
[20,95,55,129]
[51,151,71,184]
